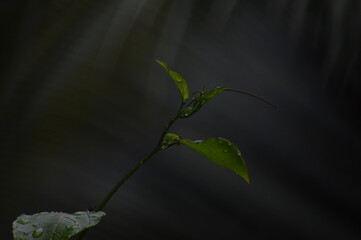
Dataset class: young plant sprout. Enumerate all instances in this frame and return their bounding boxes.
[12,60,274,240]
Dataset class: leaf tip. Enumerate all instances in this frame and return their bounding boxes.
[155,59,169,71]
[244,174,250,184]
[236,171,250,184]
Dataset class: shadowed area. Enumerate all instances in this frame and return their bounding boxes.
[1,1,360,239]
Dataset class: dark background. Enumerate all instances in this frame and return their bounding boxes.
[1,0,360,239]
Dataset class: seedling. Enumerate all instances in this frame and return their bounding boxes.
[12,60,273,240]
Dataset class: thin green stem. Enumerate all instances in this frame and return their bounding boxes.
[95,148,159,212]
[155,102,185,147]
[77,102,185,240]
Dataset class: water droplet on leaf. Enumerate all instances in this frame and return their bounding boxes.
[66,225,73,231]
[16,219,28,225]
[32,228,44,238]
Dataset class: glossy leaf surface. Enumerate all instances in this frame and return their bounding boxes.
[13,211,105,240]
[180,138,249,183]
[156,60,189,102]
[180,87,226,118]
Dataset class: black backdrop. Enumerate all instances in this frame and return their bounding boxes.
[1,1,360,239]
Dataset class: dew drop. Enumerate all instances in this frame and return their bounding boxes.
[66,225,73,231]
[16,219,28,225]
[32,228,44,238]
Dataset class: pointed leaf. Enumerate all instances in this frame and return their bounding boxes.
[13,211,105,240]
[156,60,189,102]
[180,138,249,183]
[180,87,226,118]
[201,87,226,102]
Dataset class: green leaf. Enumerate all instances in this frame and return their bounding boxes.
[180,87,226,118]
[161,133,180,149]
[180,138,249,183]
[156,60,189,102]
[12,211,105,240]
